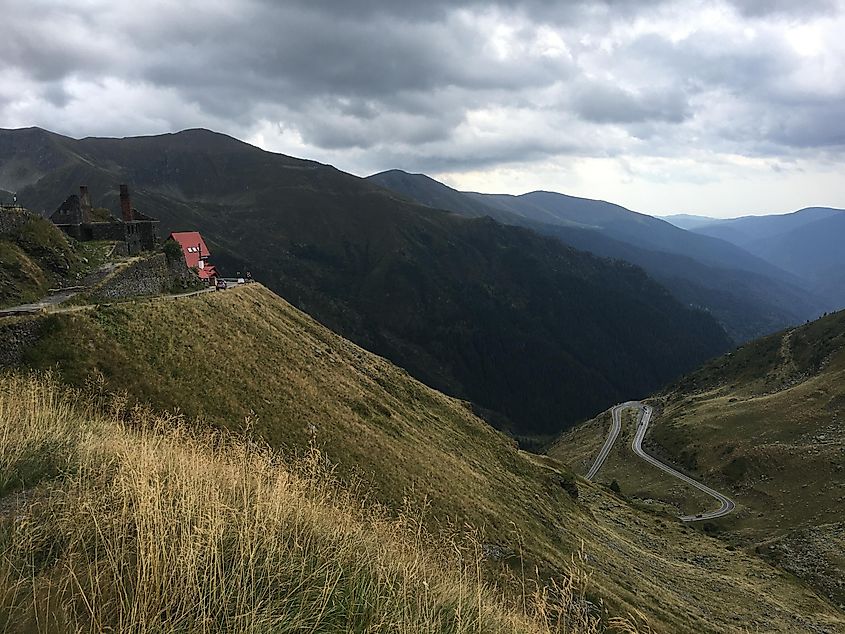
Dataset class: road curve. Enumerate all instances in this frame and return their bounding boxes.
[586,402,631,480]
[632,404,735,521]
[587,401,735,522]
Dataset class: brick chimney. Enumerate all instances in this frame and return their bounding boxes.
[79,186,92,220]
[119,184,133,222]
[79,186,91,210]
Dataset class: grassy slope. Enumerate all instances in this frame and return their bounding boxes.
[0,241,46,306]
[10,284,844,632]
[0,212,80,307]
[552,309,845,606]
[0,374,605,634]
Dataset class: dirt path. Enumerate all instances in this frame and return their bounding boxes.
[0,285,217,318]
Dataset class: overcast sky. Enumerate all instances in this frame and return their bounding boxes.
[3,0,845,217]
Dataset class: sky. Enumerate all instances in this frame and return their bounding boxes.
[2,0,845,218]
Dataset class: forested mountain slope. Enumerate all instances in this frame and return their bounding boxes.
[368,169,823,342]
[0,127,731,436]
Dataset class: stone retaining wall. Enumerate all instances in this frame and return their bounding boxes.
[0,318,45,366]
[0,207,33,236]
[88,254,170,300]
[167,253,201,290]
[87,252,203,300]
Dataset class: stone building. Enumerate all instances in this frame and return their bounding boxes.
[50,185,159,255]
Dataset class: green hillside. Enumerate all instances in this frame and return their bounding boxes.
[551,308,845,606]
[0,207,80,307]
[0,127,732,436]
[2,284,842,632]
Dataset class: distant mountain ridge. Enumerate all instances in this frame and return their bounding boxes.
[692,207,845,311]
[0,126,732,436]
[694,207,843,244]
[660,213,719,230]
[462,189,790,277]
[367,169,825,342]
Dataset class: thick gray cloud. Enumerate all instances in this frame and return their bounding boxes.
[729,0,839,17]
[571,81,690,124]
[2,0,845,206]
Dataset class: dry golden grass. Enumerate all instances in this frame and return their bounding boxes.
[0,373,616,634]
[11,285,845,632]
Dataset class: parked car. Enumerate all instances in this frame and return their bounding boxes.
[216,279,227,290]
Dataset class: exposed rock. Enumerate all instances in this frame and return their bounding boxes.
[481,543,515,561]
[558,475,579,499]
[0,318,45,366]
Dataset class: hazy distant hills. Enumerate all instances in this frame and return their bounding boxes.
[693,207,842,245]
[661,213,719,230]
[689,208,845,310]
[367,170,825,342]
[0,127,731,436]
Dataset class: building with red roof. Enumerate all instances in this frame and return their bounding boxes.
[168,231,218,280]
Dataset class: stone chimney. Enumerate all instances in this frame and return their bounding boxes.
[119,184,133,222]
[79,186,92,219]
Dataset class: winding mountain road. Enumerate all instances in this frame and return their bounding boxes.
[587,401,735,522]
[586,402,630,479]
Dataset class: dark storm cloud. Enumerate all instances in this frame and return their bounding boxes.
[765,100,845,148]
[261,0,670,21]
[2,0,845,175]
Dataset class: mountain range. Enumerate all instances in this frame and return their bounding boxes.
[0,126,731,438]
[368,170,833,343]
[689,208,845,310]
[2,126,845,631]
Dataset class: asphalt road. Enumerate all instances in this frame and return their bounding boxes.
[587,401,735,522]
[0,286,217,318]
[586,401,631,479]
[0,291,79,316]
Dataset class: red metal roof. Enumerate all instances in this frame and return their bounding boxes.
[169,231,214,277]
